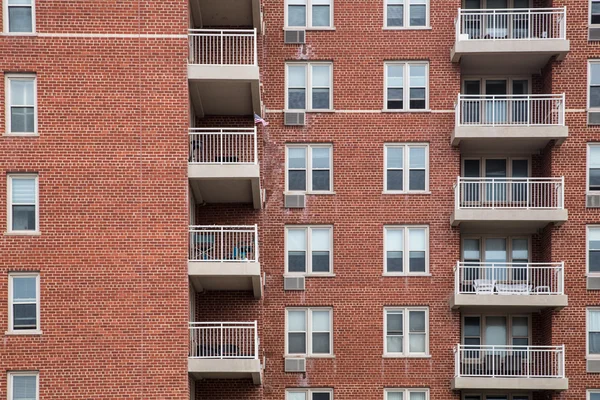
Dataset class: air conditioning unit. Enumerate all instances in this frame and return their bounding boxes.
[284,276,305,291]
[590,27,600,41]
[587,193,600,208]
[285,358,306,373]
[284,194,305,208]
[284,29,306,44]
[284,112,306,126]
[589,111,600,126]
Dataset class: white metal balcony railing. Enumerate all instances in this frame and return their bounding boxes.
[189,225,258,262]
[455,261,564,295]
[455,94,565,127]
[455,7,566,41]
[455,344,565,378]
[188,29,257,66]
[189,128,257,164]
[454,177,564,210]
[189,322,258,359]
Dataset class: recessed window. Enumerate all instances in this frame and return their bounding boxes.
[286,63,333,111]
[5,0,35,33]
[384,62,428,111]
[8,273,40,333]
[592,1,600,25]
[286,0,332,28]
[287,389,332,400]
[6,74,37,135]
[589,227,600,275]
[286,144,333,193]
[286,308,332,356]
[286,226,332,275]
[384,307,429,357]
[590,61,600,111]
[384,226,428,275]
[589,144,600,192]
[8,372,38,400]
[7,174,39,233]
[384,0,428,28]
[589,308,600,357]
[385,389,429,400]
[384,144,428,193]
[589,390,600,400]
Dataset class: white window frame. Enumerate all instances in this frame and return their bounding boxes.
[588,144,600,193]
[589,390,600,400]
[286,389,333,400]
[383,225,429,276]
[285,62,333,112]
[284,0,334,29]
[285,307,333,357]
[285,225,334,276]
[7,174,39,234]
[285,144,333,194]
[384,62,429,112]
[591,0,600,26]
[587,226,600,276]
[589,60,600,112]
[7,371,39,400]
[5,74,38,136]
[385,389,430,400]
[383,307,429,357]
[8,272,40,334]
[383,143,429,193]
[588,307,600,359]
[383,0,430,29]
[3,0,36,34]
[461,314,531,348]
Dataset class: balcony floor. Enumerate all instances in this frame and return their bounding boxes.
[188,358,262,384]
[189,164,262,209]
[452,376,568,391]
[452,125,568,152]
[188,261,262,299]
[451,209,568,233]
[450,293,567,311]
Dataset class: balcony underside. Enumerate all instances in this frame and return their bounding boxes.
[189,164,262,209]
[188,358,262,384]
[451,209,568,233]
[451,40,570,74]
[189,0,262,32]
[188,68,261,116]
[189,261,262,299]
[450,293,568,311]
[451,376,568,391]
[452,126,568,152]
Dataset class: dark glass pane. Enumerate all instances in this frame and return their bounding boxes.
[312,251,330,273]
[590,169,600,190]
[288,251,306,272]
[313,393,331,400]
[387,5,404,27]
[11,107,34,132]
[409,88,426,109]
[387,170,403,191]
[387,313,403,332]
[409,5,426,26]
[592,332,600,354]
[592,86,600,108]
[312,170,330,191]
[409,170,425,191]
[590,250,600,272]
[512,337,529,346]
[409,251,425,272]
[13,304,36,329]
[8,7,32,33]
[288,88,306,109]
[464,317,480,336]
[594,14,600,25]
[12,205,35,231]
[387,251,403,272]
[288,170,306,191]
[312,88,330,109]
[288,332,306,353]
[464,337,480,346]
[312,332,330,353]
[387,88,403,110]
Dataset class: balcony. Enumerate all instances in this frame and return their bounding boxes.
[452,345,568,390]
[188,128,262,208]
[189,0,262,33]
[188,225,262,299]
[189,322,262,384]
[450,262,567,310]
[451,177,567,232]
[188,29,260,116]
[451,8,569,74]
[452,94,568,152]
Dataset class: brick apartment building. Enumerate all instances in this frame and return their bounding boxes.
[2,0,600,399]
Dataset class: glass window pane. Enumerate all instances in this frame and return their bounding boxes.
[312,5,330,27]
[590,310,600,331]
[409,392,426,400]
[463,239,480,261]
[386,229,404,251]
[590,146,600,168]
[8,0,33,4]
[288,251,306,272]
[312,147,330,168]
[409,65,426,87]
[288,393,306,400]
[409,147,425,169]
[288,89,306,109]
[288,65,307,87]
[409,251,425,272]
[409,4,426,26]
[512,238,529,261]
[313,393,330,400]
[485,316,507,346]
[312,170,330,191]
[590,332,600,354]
[409,310,425,332]
[312,65,330,87]
[387,88,404,110]
[8,7,32,33]
[409,88,426,109]
[592,64,600,86]
[387,170,403,191]
[13,277,36,301]
[288,5,307,26]
[590,228,600,250]
[11,107,35,132]
[387,392,403,400]
[12,375,37,400]
[590,250,600,273]
[409,170,425,190]
[288,332,307,353]
[289,170,307,191]
[512,316,529,337]
[387,336,403,352]
[288,229,307,251]
[591,394,600,400]
[312,251,329,272]
[11,178,35,204]
[12,205,35,231]
[312,88,330,109]
[409,229,426,251]
[13,304,36,328]
[10,80,34,106]
[312,332,330,353]
[590,169,600,189]
[288,310,306,331]
[312,310,330,330]
[387,252,403,272]
[464,316,480,336]
[289,148,306,169]
[387,147,404,169]
[387,5,404,27]
[409,333,426,352]
[387,65,404,87]
[312,228,330,251]
[387,312,403,332]
[485,238,507,263]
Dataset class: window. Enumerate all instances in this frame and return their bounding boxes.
[7,174,39,233]
[462,314,531,348]
[589,144,600,192]
[589,227,600,275]
[286,0,332,28]
[385,389,429,400]
[287,389,332,400]
[4,0,35,33]
[384,226,428,275]
[590,61,600,111]
[6,74,37,135]
[589,390,600,400]
[286,226,333,275]
[384,0,428,28]
[8,273,40,333]
[8,372,38,400]
[286,63,333,111]
[384,62,428,111]
[286,144,333,193]
[384,144,428,192]
[286,308,332,356]
[592,1,600,25]
[589,308,600,357]
[384,307,429,356]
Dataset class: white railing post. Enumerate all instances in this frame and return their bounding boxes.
[455,345,460,377]
[455,262,460,294]
[455,178,460,210]
[253,126,258,164]
[561,7,567,40]
[526,347,531,377]
[491,346,496,377]
[560,93,566,125]
[253,28,258,66]
[456,93,461,127]
[254,224,259,262]
[456,9,461,39]
[254,320,258,358]
[559,261,565,295]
